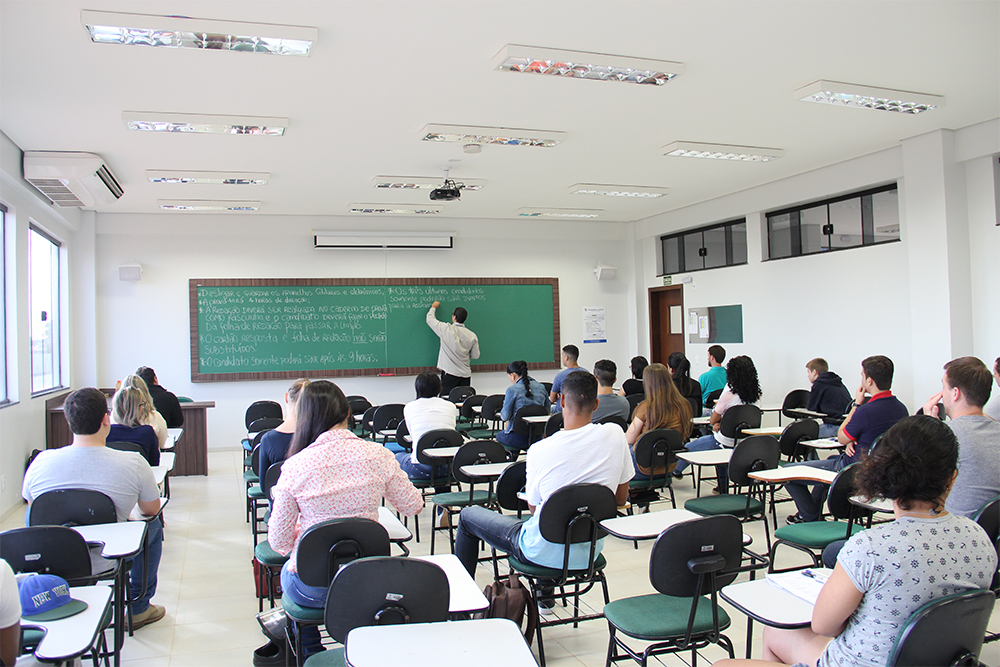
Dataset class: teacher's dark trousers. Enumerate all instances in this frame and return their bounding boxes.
[440,371,471,397]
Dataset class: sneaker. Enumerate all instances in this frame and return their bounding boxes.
[786,512,805,524]
[253,639,287,667]
[131,604,166,629]
[670,470,684,479]
[537,599,555,617]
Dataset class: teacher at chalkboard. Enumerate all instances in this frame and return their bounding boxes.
[426,301,481,396]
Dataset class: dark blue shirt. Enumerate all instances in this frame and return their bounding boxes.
[843,391,908,464]
[107,424,159,467]
[259,430,293,479]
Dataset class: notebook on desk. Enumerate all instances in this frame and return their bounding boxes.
[765,568,833,605]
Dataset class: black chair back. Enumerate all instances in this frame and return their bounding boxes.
[295,518,391,588]
[414,428,465,466]
[511,404,548,439]
[347,396,373,418]
[360,406,378,439]
[325,557,450,643]
[541,382,553,395]
[728,435,779,486]
[0,526,93,580]
[248,417,283,435]
[246,401,282,429]
[460,395,486,420]
[28,489,117,527]
[105,441,145,455]
[544,412,564,438]
[537,484,616,545]
[887,589,994,667]
[451,440,508,484]
[826,463,872,523]
[250,444,262,476]
[372,404,405,436]
[704,388,723,410]
[262,461,284,500]
[496,461,529,513]
[596,415,629,431]
[781,389,810,420]
[395,420,410,451]
[634,428,685,476]
[625,394,644,422]
[649,515,742,597]
[973,496,999,591]
[719,404,762,441]
[480,394,505,426]
[778,419,819,460]
[250,427,275,451]
[447,386,476,404]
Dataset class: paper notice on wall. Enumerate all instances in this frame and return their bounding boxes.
[583,307,607,344]
[688,311,699,331]
[699,315,710,339]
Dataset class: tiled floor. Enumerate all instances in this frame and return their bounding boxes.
[4,449,998,666]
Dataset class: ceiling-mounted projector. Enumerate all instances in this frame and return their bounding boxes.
[430,170,463,201]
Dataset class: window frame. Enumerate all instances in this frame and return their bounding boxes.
[659,217,748,276]
[0,202,7,407]
[28,222,65,396]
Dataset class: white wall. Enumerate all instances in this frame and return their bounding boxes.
[94,213,634,454]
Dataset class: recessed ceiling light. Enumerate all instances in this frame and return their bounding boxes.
[662,141,784,162]
[372,176,485,191]
[348,204,443,215]
[147,170,269,185]
[159,200,259,211]
[124,111,287,135]
[81,10,316,56]
[517,207,602,218]
[794,80,943,114]
[421,124,564,147]
[569,183,668,198]
[493,44,683,86]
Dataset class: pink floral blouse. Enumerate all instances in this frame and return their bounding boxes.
[267,428,423,571]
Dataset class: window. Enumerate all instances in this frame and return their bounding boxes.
[660,219,747,275]
[29,225,62,394]
[0,203,6,405]
[766,184,899,260]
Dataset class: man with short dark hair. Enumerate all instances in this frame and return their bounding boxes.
[549,344,589,413]
[454,372,631,578]
[426,301,480,397]
[697,345,727,410]
[590,359,630,424]
[805,358,852,438]
[135,366,183,428]
[22,388,166,628]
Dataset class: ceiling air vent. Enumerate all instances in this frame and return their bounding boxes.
[23,151,124,208]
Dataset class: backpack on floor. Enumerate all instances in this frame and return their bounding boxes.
[474,572,538,646]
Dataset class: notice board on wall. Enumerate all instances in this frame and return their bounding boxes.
[687,304,743,344]
[189,278,560,382]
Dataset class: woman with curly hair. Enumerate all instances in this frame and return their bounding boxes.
[714,416,996,667]
[625,363,692,479]
[672,355,761,488]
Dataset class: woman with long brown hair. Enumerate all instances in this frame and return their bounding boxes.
[624,363,692,478]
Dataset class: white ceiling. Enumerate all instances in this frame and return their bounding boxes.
[1,0,998,223]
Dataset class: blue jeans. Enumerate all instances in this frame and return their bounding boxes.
[384,441,407,454]
[674,434,728,484]
[629,446,649,481]
[496,429,528,453]
[454,506,530,576]
[130,517,162,614]
[280,562,325,653]
[395,452,450,494]
[784,455,843,521]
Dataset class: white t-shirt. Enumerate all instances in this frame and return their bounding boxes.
[0,560,19,630]
[712,385,749,447]
[518,422,632,569]
[403,397,458,464]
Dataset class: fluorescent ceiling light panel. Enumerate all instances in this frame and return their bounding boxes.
[147,170,269,185]
[493,44,683,85]
[372,176,485,191]
[795,80,943,114]
[517,207,602,218]
[421,124,564,147]
[123,111,287,135]
[348,204,443,215]
[159,199,259,211]
[81,10,316,56]
[662,141,784,162]
[569,183,668,198]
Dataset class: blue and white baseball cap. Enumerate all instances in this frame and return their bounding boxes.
[18,574,88,621]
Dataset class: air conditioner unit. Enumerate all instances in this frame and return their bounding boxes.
[23,151,124,208]
[313,231,455,249]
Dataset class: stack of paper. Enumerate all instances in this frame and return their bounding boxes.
[764,568,833,605]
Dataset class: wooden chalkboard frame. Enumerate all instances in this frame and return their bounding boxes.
[189,277,561,382]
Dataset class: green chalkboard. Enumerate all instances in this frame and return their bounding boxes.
[189,278,560,382]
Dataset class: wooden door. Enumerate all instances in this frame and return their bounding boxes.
[648,285,684,365]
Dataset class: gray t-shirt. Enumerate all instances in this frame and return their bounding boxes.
[822,513,996,667]
[591,393,630,424]
[22,446,159,522]
[945,415,1000,518]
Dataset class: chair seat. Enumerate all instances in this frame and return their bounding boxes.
[605,593,731,640]
[279,595,325,623]
[303,646,346,666]
[685,494,764,517]
[242,438,252,451]
[431,490,493,507]
[508,553,607,579]
[243,470,259,483]
[254,540,289,567]
[465,429,497,439]
[248,485,265,499]
[409,476,455,489]
[629,477,671,491]
[774,520,865,548]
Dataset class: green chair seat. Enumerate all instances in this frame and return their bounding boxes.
[604,593,731,640]
[685,494,764,518]
[430,490,492,507]
[280,595,325,623]
[409,476,455,489]
[263,509,270,523]
[248,485,265,499]
[303,646,346,666]
[255,540,288,566]
[629,477,671,490]
[243,469,259,483]
[465,429,497,440]
[508,553,607,579]
[774,520,864,548]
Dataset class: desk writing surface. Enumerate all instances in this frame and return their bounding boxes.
[73,521,146,559]
[676,449,732,466]
[412,554,489,614]
[749,466,837,484]
[720,579,813,629]
[24,585,113,662]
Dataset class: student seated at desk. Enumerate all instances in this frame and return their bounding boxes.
[396,370,457,495]
[714,416,997,667]
[591,359,630,424]
[624,363,691,480]
[135,366,184,428]
[23,388,165,629]
[259,378,309,476]
[668,352,702,421]
[496,360,550,452]
[618,355,648,397]
[698,345,728,413]
[108,385,160,467]
[805,358,852,438]
[119,374,169,449]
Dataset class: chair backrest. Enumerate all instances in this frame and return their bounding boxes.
[781,389,810,419]
[596,415,629,431]
[496,461,529,513]
[541,382,553,395]
[0,526,93,580]
[360,406,378,438]
[480,394,505,422]
[625,394,644,422]
[825,462,873,522]
[460,395,486,420]
[777,419,820,459]
[415,428,465,466]
[250,427,276,451]
[105,440,145,455]
[727,435,779,486]
[649,515,743,596]
[719,404,762,440]
[886,589,995,667]
[511,404,548,438]
[395,420,410,450]
[451,440,508,484]
[28,489,117,527]
[295,518,391,588]
[973,495,999,591]
[246,400,283,429]
[372,404,405,433]
[262,461,284,500]
[633,428,685,475]
[251,443,262,476]
[324,557,450,643]
[704,388,723,410]
[537,483,617,545]
[544,412,564,438]
[249,417,283,439]
[447,386,476,404]
[347,396,373,417]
